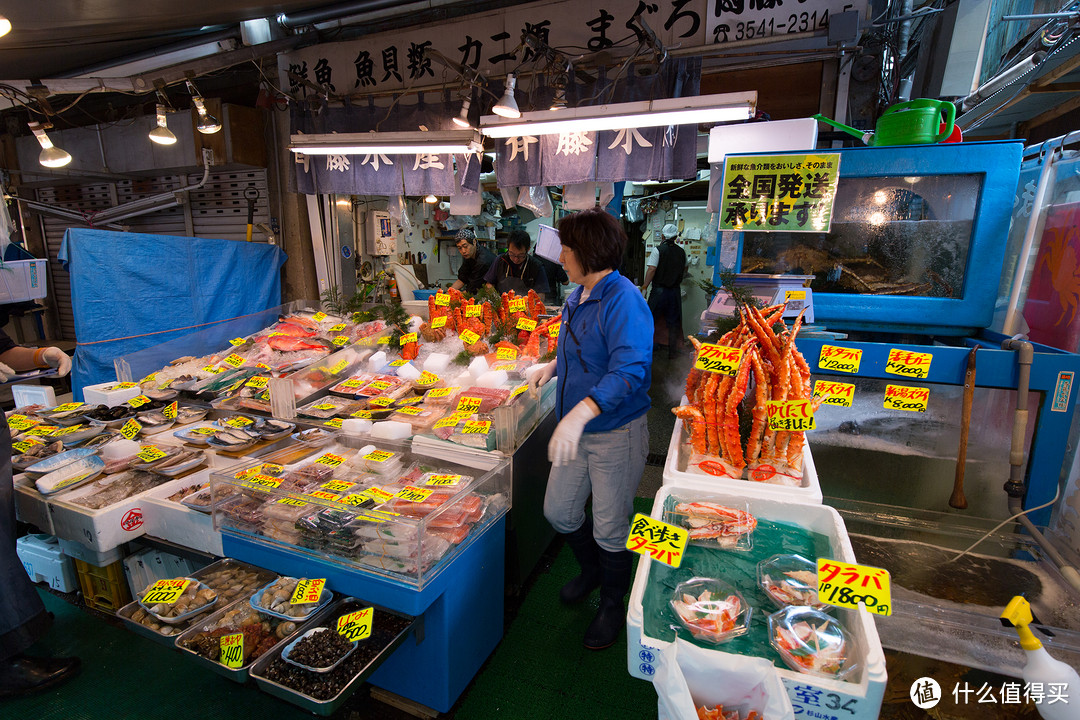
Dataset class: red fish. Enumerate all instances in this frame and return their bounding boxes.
[271,322,316,337]
[268,335,330,352]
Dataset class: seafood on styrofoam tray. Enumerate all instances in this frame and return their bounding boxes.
[768,605,860,680]
[757,553,827,609]
[669,577,752,644]
[670,500,756,550]
[675,302,823,484]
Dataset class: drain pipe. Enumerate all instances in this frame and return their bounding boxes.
[1001,336,1080,592]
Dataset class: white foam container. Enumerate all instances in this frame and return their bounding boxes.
[626,484,886,720]
[665,397,823,504]
[140,468,223,556]
[82,381,142,408]
[17,534,78,592]
[57,536,124,566]
[13,473,53,534]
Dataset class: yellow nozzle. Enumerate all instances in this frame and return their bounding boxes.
[1002,596,1042,651]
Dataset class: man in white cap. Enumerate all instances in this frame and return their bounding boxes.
[641,223,687,359]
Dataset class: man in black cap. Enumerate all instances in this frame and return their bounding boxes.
[450,228,496,295]
[642,223,687,358]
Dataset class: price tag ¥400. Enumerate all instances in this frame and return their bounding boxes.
[337,608,373,641]
[626,514,687,568]
[219,633,244,668]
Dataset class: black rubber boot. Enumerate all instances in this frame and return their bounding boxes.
[0,654,81,698]
[559,517,601,604]
[584,548,632,650]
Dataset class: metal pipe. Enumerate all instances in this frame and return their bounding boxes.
[1002,12,1080,20]
[278,0,417,29]
[960,52,1044,112]
[91,148,213,224]
[898,0,913,59]
[62,27,241,79]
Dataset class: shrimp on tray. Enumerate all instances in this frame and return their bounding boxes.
[673,501,757,549]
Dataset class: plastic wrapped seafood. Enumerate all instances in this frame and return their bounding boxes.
[669,578,752,644]
[382,490,483,521]
[296,396,359,419]
[768,606,859,680]
[671,500,756,550]
[388,405,441,433]
[431,412,496,451]
[455,386,510,412]
[63,469,169,509]
[35,456,106,495]
[422,386,463,407]
[758,553,826,609]
[346,447,406,476]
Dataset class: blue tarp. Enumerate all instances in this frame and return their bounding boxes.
[59,229,287,399]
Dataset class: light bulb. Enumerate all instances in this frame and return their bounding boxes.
[492,74,520,119]
[452,97,472,129]
[149,104,177,145]
[29,122,72,168]
[425,194,438,204]
[0,15,12,38]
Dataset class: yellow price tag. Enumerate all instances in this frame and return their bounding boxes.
[245,475,283,490]
[766,399,816,431]
[396,396,423,407]
[332,335,350,346]
[229,337,246,346]
[223,353,246,368]
[119,418,142,440]
[431,316,448,330]
[694,344,743,376]
[246,376,269,389]
[496,346,518,361]
[12,439,43,454]
[427,386,458,398]
[548,322,561,338]
[290,578,327,604]
[818,558,891,616]
[813,380,855,407]
[113,382,139,390]
[220,633,244,667]
[50,471,96,493]
[465,304,482,318]
[340,494,372,508]
[137,446,168,463]
[141,578,191,605]
[509,297,527,313]
[363,450,394,463]
[426,474,462,486]
[202,365,226,374]
[395,406,423,416]
[413,372,438,386]
[339,377,365,389]
[329,324,346,332]
[389,360,408,367]
[312,311,328,322]
[626,514,688,568]
[188,426,217,436]
[324,418,344,428]
[378,336,391,345]
[456,396,482,413]
[817,345,862,374]
[462,420,491,435]
[885,348,932,379]
[24,426,59,437]
[321,480,355,493]
[139,372,159,384]
[370,396,395,407]
[314,452,345,467]
[395,486,432,502]
[223,416,254,428]
[400,332,418,344]
[50,425,87,437]
[162,401,178,420]
[363,487,394,503]
[52,402,85,412]
[517,317,537,332]
[510,383,528,399]
[127,395,152,408]
[337,607,373,641]
[785,290,807,301]
[433,416,460,430]
[6,415,39,431]
[350,410,373,419]
[434,293,450,307]
[276,497,308,507]
[307,490,340,501]
[311,403,337,411]
[328,359,348,375]
[884,384,930,412]
[459,330,480,346]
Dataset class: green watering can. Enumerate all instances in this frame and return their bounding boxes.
[813,99,957,146]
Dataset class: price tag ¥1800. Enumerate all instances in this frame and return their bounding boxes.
[817,558,892,616]
[626,514,687,568]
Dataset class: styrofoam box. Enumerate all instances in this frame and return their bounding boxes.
[0,259,48,304]
[13,473,53,534]
[17,534,78,592]
[57,536,123,566]
[123,547,196,600]
[664,397,823,504]
[82,381,142,408]
[627,485,886,720]
[140,468,223,556]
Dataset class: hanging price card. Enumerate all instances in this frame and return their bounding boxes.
[496,346,517,361]
[813,380,855,407]
[246,376,269,389]
[363,450,395,463]
[137,446,168,463]
[766,399,816,431]
[337,607,373,641]
[127,395,152,408]
[314,452,345,468]
[548,322,561,338]
[427,386,458,398]
[224,416,254,428]
[816,345,862,373]
[465,304,482,318]
[378,336,391,344]
[229,337,246,346]
[141,578,190,604]
[202,365,226,374]
[426,474,462,486]
[219,633,244,668]
[24,426,59,437]
[370,396,395,407]
[885,349,932,379]
[517,317,537,332]
[434,293,450,307]
[510,383,529,400]
[276,497,308,507]
[52,402,84,413]
[113,382,139,390]
[162,401,178,420]
[12,438,43,454]
[332,335,350,346]
[324,418,344,428]
[290,578,327,604]
[416,371,440,386]
[400,333,418,344]
[339,377,365,389]
[395,486,432,503]
[431,316,448,329]
[396,406,423,416]
[7,415,39,431]
[307,490,340,502]
[329,324,346,332]
[312,312,327,322]
[223,354,246,368]
[509,297,527,312]
[818,559,892,616]
[883,385,929,412]
[328,359,348,375]
[459,330,480,346]
[246,475,283,490]
[456,396,482,413]
[626,514,687,568]
[389,360,408,367]
[321,480,356,493]
[694,344,743,376]
[462,420,491,435]
[350,410,373,419]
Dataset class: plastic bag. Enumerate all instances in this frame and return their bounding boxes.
[563,183,597,210]
[500,186,517,210]
[625,198,644,223]
[517,186,553,217]
[653,637,795,720]
[390,196,412,233]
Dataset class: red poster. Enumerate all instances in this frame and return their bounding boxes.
[1024,202,1080,351]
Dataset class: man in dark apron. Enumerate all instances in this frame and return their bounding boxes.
[0,337,80,697]
[484,229,549,298]
[642,224,687,359]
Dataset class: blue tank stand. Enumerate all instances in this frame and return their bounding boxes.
[221,515,506,713]
[797,331,1080,525]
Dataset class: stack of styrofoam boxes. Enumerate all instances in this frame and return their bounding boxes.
[16,534,78,592]
[122,547,198,600]
[141,468,223,556]
[627,480,886,719]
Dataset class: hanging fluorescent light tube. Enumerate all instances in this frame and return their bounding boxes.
[289,129,484,155]
[480,91,757,138]
[28,122,72,168]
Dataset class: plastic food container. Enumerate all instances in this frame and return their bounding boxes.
[768,605,860,681]
[24,448,99,479]
[669,577,751,644]
[136,577,218,624]
[250,578,334,621]
[35,456,106,495]
[669,499,756,551]
[281,627,357,673]
[758,553,827,609]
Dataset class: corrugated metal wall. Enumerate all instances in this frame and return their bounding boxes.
[36,169,270,340]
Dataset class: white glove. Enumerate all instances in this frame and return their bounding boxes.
[526,361,556,398]
[0,361,14,383]
[42,347,71,377]
[548,399,600,467]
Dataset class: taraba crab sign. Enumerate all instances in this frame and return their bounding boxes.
[626,514,688,568]
[817,558,892,616]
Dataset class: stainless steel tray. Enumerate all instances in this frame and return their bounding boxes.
[249,597,415,716]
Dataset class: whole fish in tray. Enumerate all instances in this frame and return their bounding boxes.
[150,449,207,477]
[206,427,261,451]
[136,411,175,435]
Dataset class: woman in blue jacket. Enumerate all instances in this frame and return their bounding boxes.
[528,207,652,650]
